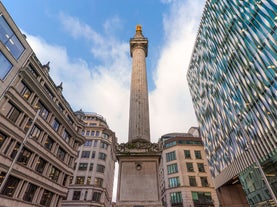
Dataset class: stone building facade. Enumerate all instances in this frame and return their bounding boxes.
[0,2,85,207]
[62,111,116,207]
[159,127,220,207]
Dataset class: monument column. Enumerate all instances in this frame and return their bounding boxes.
[128,25,150,142]
[116,25,162,207]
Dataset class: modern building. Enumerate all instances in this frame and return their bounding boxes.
[115,25,162,207]
[0,2,85,207]
[159,127,220,207]
[62,111,116,207]
[187,0,276,206]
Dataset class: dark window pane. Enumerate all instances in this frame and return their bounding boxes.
[1,175,20,197]
[0,50,12,79]
[23,183,37,202]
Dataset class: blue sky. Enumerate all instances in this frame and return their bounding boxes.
[2,0,206,201]
[2,0,206,142]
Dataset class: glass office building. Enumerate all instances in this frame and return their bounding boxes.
[187,0,276,206]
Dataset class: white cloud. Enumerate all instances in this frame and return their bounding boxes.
[24,0,205,202]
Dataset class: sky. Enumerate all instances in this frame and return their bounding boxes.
[1,0,205,201]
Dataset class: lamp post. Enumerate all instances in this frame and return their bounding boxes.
[0,109,40,193]
[229,102,277,205]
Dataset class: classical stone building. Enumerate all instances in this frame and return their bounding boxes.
[159,127,220,207]
[0,2,85,207]
[62,111,116,207]
[115,25,162,207]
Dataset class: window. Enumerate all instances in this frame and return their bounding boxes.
[23,183,37,202]
[197,163,205,172]
[0,131,7,149]
[170,192,182,206]
[35,157,46,174]
[85,130,90,136]
[6,102,21,123]
[102,133,109,139]
[195,150,202,159]
[167,163,178,174]
[89,163,94,171]
[186,162,194,172]
[98,152,106,161]
[191,192,213,206]
[100,141,109,149]
[87,176,91,184]
[72,191,81,200]
[200,177,209,187]
[44,85,54,100]
[40,190,53,207]
[184,150,191,159]
[94,177,103,187]
[75,176,85,184]
[36,101,49,120]
[189,176,197,186]
[57,147,66,161]
[27,64,38,78]
[0,172,6,185]
[168,177,180,188]
[1,175,20,197]
[96,164,105,173]
[81,151,90,158]
[92,192,101,202]
[95,131,100,136]
[93,140,98,147]
[91,131,95,136]
[44,137,54,151]
[19,82,32,100]
[49,166,60,182]
[62,130,70,143]
[0,15,24,59]
[10,142,20,159]
[0,51,12,79]
[51,118,60,131]
[17,147,32,165]
[84,140,92,146]
[29,124,41,139]
[166,151,176,162]
[78,163,88,171]
[91,151,96,158]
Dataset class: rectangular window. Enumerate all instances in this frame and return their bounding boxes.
[195,150,202,159]
[92,192,101,202]
[10,142,20,159]
[0,131,7,149]
[35,157,46,174]
[96,164,105,173]
[49,166,60,182]
[19,82,32,100]
[197,163,205,172]
[95,131,100,136]
[17,147,32,165]
[0,51,12,79]
[191,192,213,206]
[84,140,92,146]
[44,85,54,100]
[6,102,21,123]
[44,137,54,151]
[100,141,109,149]
[186,162,194,172]
[184,150,191,159]
[0,15,24,59]
[98,152,106,161]
[168,177,180,188]
[23,183,37,202]
[93,140,98,147]
[91,131,95,136]
[91,151,96,158]
[75,176,85,184]
[72,191,81,200]
[166,151,176,162]
[89,163,93,171]
[87,176,91,185]
[57,147,66,161]
[40,190,53,207]
[167,163,178,174]
[189,176,197,186]
[200,177,209,187]
[81,151,90,158]
[27,124,41,139]
[170,192,182,206]
[85,130,90,136]
[94,177,103,187]
[1,175,20,197]
[78,163,88,171]
[51,118,60,131]
[36,101,49,120]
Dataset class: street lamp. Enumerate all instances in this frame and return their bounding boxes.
[0,109,40,193]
